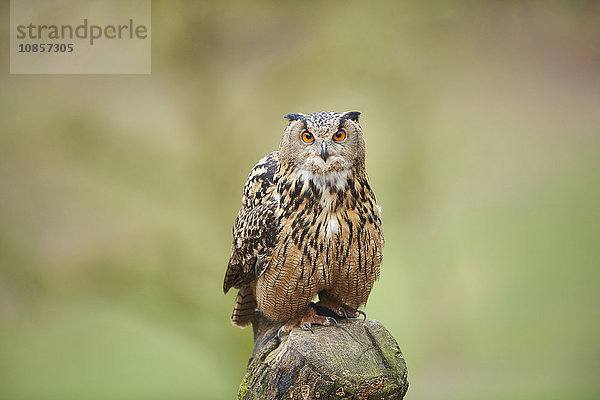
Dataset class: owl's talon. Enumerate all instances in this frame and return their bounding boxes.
[277,326,285,341]
[340,308,349,321]
[327,316,338,327]
[303,323,314,333]
[357,310,367,320]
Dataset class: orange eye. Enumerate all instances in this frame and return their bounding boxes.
[333,129,346,142]
[301,130,314,143]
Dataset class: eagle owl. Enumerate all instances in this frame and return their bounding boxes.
[223,111,384,332]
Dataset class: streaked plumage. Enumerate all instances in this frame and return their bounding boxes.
[224,111,384,331]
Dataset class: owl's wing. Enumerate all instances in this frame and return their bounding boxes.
[223,152,279,293]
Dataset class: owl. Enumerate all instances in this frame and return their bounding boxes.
[223,111,384,333]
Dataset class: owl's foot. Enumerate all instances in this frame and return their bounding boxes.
[276,307,336,340]
[314,298,366,321]
[340,307,367,321]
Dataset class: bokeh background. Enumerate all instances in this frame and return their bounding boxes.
[1,1,599,399]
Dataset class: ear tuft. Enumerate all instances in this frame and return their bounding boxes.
[343,111,361,122]
[284,113,304,122]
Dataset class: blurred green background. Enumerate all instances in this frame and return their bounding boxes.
[1,1,599,399]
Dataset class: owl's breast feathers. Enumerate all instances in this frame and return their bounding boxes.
[261,161,384,313]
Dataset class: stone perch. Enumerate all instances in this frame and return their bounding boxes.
[238,314,409,399]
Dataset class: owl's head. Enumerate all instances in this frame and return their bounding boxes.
[278,111,365,176]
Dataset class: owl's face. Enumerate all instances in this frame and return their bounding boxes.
[279,111,365,176]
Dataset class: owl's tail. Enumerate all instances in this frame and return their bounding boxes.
[231,285,256,327]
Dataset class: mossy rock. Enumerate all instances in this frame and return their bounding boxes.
[238,318,408,400]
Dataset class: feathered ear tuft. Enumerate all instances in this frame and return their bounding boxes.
[342,111,361,122]
[284,113,305,122]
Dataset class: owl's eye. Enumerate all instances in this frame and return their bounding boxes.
[333,129,346,142]
[301,130,314,143]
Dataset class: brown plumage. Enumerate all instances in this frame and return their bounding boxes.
[223,111,384,331]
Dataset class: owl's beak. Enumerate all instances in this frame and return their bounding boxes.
[321,142,329,162]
